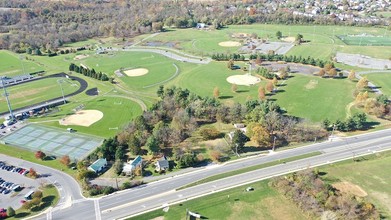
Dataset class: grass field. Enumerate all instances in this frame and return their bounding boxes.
[323,151,391,218]
[273,74,357,122]
[0,78,80,113]
[127,180,308,220]
[337,35,391,46]
[365,73,391,97]
[0,50,44,77]
[147,24,391,59]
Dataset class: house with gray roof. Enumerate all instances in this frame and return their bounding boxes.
[155,156,169,172]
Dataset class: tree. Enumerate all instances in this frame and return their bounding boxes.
[328,68,337,78]
[146,136,160,155]
[7,206,15,217]
[272,77,278,86]
[318,69,326,77]
[324,63,333,72]
[209,150,222,162]
[60,155,71,166]
[213,87,220,98]
[32,190,43,199]
[231,83,237,93]
[295,34,303,43]
[199,126,220,140]
[258,86,266,100]
[250,124,271,147]
[231,130,249,156]
[28,168,38,178]
[227,59,234,69]
[128,135,141,155]
[276,31,282,39]
[35,151,46,160]
[22,201,33,210]
[266,81,274,93]
[113,160,123,175]
[356,77,368,90]
[348,70,356,80]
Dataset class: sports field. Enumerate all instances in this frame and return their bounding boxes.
[0,77,80,113]
[365,73,391,97]
[273,74,357,122]
[0,124,103,160]
[0,50,44,77]
[337,35,391,46]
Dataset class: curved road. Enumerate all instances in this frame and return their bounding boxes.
[30,128,391,220]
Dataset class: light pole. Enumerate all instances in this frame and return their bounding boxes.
[57,79,66,104]
[1,77,15,120]
[272,136,277,151]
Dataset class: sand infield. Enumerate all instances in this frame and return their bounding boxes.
[74,54,89,60]
[124,68,149,77]
[219,41,241,47]
[60,110,103,127]
[227,75,260,86]
[281,37,295,43]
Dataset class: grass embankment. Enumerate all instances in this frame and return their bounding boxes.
[127,180,307,220]
[180,151,321,190]
[0,144,76,177]
[129,150,391,220]
[365,72,391,97]
[9,185,59,220]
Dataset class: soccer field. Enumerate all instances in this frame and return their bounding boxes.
[337,35,391,46]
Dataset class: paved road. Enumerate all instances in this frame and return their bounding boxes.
[30,128,391,220]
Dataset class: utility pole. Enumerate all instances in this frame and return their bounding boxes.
[57,79,66,104]
[1,77,15,120]
[272,136,277,151]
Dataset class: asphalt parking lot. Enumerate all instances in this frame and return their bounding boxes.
[0,156,40,210]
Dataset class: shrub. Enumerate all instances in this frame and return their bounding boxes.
[6,207,15,217]
[199,126,221,140]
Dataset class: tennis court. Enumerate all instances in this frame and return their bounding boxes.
[0,124,103,160]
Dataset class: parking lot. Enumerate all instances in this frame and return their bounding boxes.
[0,158,40,210]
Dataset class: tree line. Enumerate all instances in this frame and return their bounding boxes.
[69,63,109,81]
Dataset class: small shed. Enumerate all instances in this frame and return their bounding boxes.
[88,158,107,173]
[155,156,169,172]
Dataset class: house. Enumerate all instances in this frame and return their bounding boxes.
[196,23,208,29]
[88,158,107,173]
[155,156,169,172]
[122,155,143,174]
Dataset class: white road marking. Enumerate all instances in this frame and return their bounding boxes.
[94,199,102,220]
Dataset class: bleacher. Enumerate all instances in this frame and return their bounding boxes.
[0,74,34,87]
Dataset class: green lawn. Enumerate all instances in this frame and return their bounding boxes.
[127,180,307,220]
[323,151,391,218]
[0,78,80,113]
[0,50,43,76]
[274,74,357,122]
[31,96,142,138]
[365,73,391,97]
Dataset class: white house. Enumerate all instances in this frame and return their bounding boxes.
[122,155,143,174]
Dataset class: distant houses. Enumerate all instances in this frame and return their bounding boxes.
[88,158,107,173]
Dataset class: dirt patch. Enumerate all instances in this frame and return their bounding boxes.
[281,37,296,43]
[124,68,149,77]
[74,54,89,60]
[332,181,368,197]
[231,33,251,38]
[304,80,318,90]
[59,110,103,127]
[150,217,164,220]
[219,41,241,47]
[227,75,260,86]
